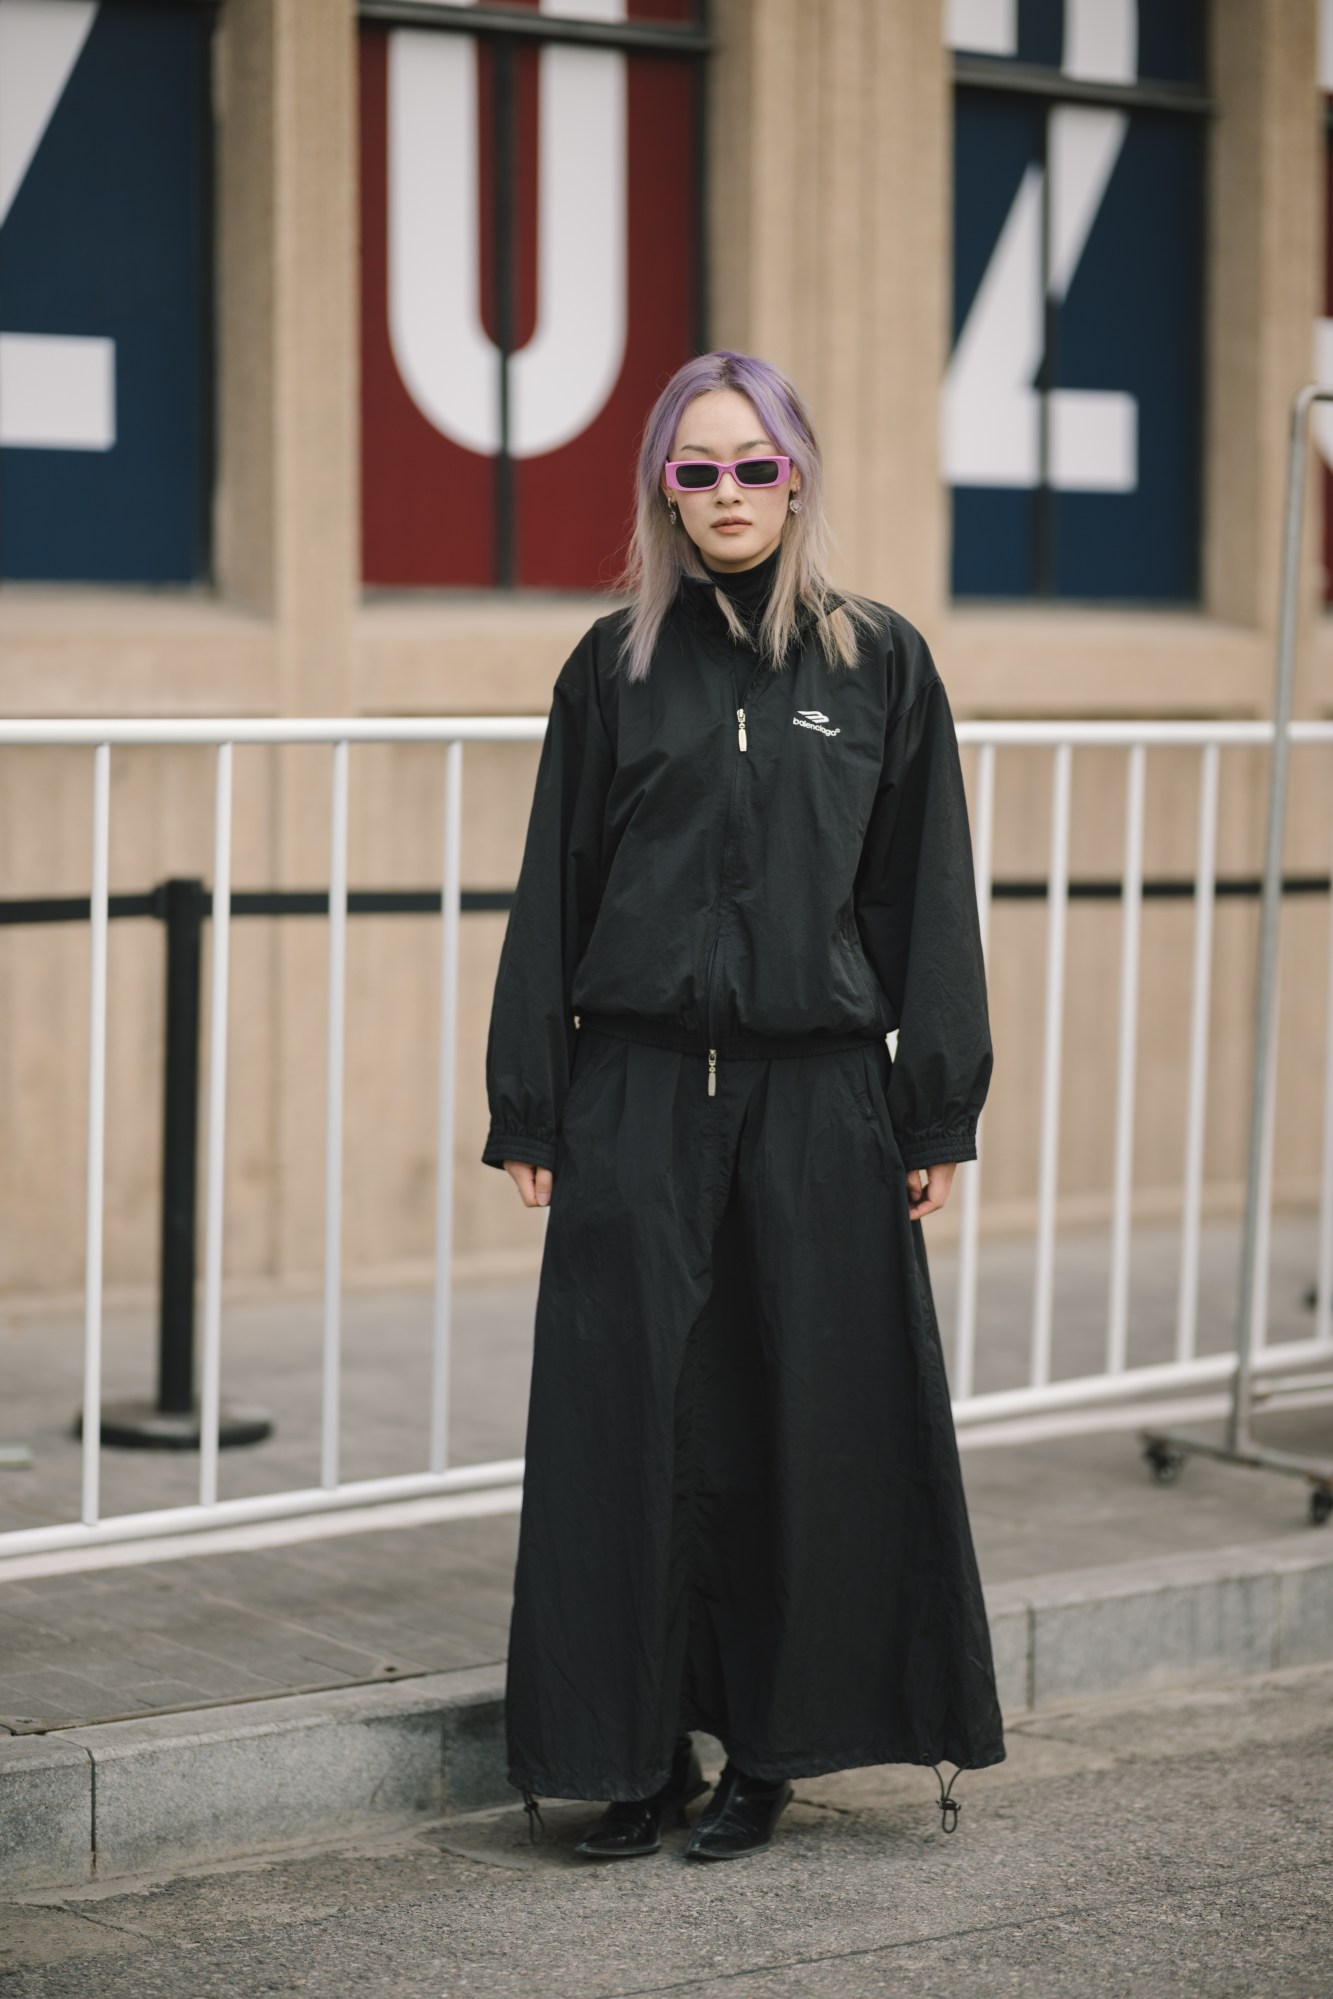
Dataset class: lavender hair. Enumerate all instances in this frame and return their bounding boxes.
[614,350,878,684]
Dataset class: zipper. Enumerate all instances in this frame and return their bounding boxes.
[702,891,728,1094]
[701,652,769,1095]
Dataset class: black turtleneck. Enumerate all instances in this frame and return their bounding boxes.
[703,544,781,632]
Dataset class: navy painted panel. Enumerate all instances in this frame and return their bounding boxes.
[949,91,1043,599]
[951,89,1042,346]
[952,487,1040,602]
[0,3,213,584]
[1053,112,1202,601]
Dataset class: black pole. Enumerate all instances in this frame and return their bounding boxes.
[1034,104,1057,601]
[85,877,271,1451]
[493,31,515,588]
[158,877,204,1415]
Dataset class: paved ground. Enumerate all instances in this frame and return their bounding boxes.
[2,1660,1330,1998]
[1,1217,1330,1733]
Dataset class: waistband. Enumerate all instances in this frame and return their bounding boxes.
[576,1010,888,1061]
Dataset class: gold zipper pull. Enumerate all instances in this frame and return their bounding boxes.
[737,707,747,752]
[707,1047,717,1096]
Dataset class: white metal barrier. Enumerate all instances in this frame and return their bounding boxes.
[0,713,1331,1568]
[950,719,1333,1434]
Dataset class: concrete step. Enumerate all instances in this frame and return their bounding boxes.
[5,1526,1331,1894]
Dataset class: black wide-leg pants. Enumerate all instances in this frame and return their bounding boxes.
[504,1025,1006,1803]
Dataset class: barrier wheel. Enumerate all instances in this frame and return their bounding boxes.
[1309,1487,1332,1528]
[1144,1443,1185,1485]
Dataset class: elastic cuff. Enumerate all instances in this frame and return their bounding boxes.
[481,1129,559,1173]
[898,1127,977,1171]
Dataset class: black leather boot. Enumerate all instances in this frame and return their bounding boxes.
[573,1735,709,1859]
[683,1757,793,1861]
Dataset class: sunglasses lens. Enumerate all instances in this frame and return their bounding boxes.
[673,462,720,490]
[735,459,782,486]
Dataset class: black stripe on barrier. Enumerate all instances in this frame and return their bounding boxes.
[0,893,159,926]
[0,888,519,925]
[990,874,1332,901]
[1,878,1331,928]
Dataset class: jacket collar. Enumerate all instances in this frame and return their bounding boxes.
[676,570,845,640]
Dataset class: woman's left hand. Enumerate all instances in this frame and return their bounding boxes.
[906,1161,957,1221]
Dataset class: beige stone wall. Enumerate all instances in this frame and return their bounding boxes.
[1,0,1330,1302]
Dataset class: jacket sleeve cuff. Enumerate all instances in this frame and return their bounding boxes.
[896,1123,977,1171]
[481,1128,559,1173]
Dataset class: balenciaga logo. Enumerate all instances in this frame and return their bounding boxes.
[793,709,841,738]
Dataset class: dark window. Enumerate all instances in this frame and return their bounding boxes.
[0,0,215,586]
[945,0,1207,603]
[358,0,707,591]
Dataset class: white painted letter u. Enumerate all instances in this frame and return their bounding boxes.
[386,2,628,460]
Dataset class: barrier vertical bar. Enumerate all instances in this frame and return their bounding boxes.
[81,742,111,1526]
[1106,743,1146,1375]
[954,741,995,1401]
[1250,965,1280,1357]
[1230,386,1318,1455]
[430,739,464,1476]
[1175,742,1219,1365]
[322,741,350,1491]
[1316,814,1333,1349]
[199,744,234,1509]
[1031,741,1071,1388]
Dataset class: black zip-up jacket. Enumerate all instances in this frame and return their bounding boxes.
[481,577,992,1176]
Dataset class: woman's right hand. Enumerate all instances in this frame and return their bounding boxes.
[505,1161,553,1208]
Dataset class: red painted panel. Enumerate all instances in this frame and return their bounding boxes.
[1324,120,1333,603]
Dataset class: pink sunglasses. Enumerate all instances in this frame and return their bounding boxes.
[663,454,793,493]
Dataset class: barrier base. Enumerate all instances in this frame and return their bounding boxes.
[73,1403,274,1451]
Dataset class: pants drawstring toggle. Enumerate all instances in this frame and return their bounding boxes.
[931,1763,962,1834]
[520,1787,546,1843]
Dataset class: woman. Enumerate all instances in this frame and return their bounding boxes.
[481,350,1004,1864]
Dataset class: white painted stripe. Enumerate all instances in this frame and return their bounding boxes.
[0,333,114,450]
[0,0,99,225]
[1062,0,1136,87]
[944,0,1017,57]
